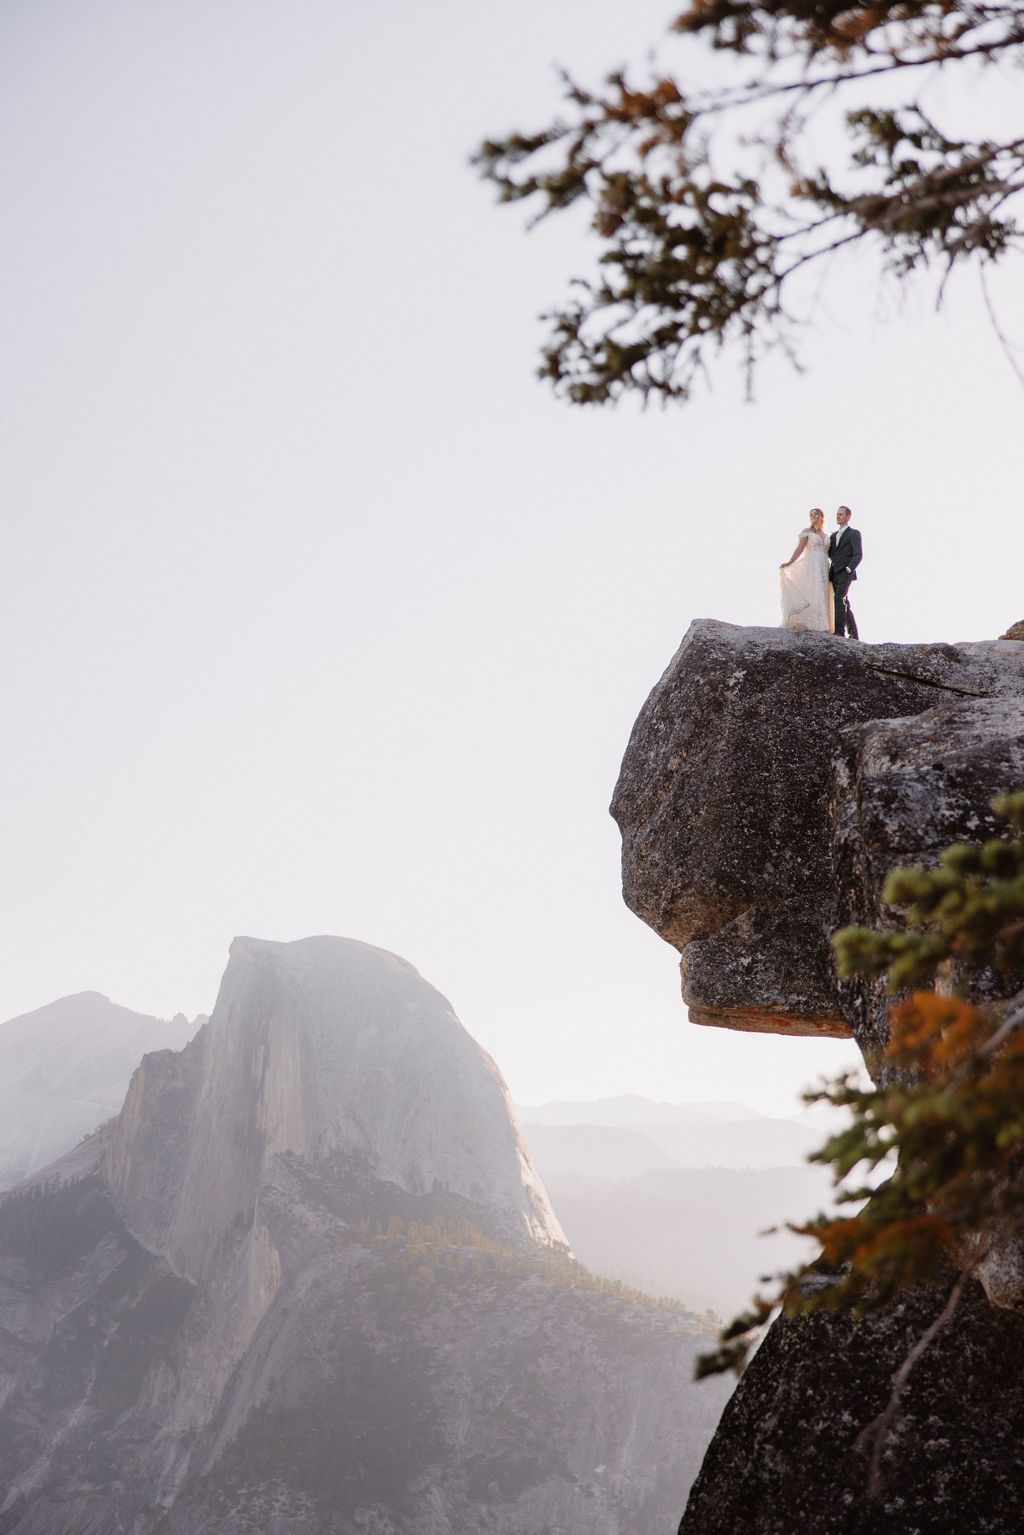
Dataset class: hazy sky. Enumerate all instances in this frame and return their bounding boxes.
[3,0,1021,1116]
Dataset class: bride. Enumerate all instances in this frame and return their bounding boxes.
[780,507,834,633]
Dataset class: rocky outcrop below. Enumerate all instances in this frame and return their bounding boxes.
[611,621,1024,1054]
[681,1276,1024,1535]
[0,936,729,1534]
[0,993,198,1191]
[611,621,1024,1534]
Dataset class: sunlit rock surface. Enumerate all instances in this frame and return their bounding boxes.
[611,620,1024,1049]
[0,936,728,1534]
[0,993,197,1191]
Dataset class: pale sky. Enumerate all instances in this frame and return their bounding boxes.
[2,0,1021,1117]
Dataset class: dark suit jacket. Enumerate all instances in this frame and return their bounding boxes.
[828,526,862,582]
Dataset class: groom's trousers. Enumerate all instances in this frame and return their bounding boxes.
[832,574,858,638]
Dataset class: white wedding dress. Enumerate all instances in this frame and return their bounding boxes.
[780,528,834,633]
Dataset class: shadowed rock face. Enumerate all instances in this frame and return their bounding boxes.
[611,621,1024,1050]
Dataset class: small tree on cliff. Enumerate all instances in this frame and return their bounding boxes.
[697,790,1024,1418]
[475,1,1024,405]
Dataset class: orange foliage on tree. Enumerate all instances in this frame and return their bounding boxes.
[698,792,1024,1378]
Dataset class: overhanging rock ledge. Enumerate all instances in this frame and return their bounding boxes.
[610,619,1024,1056]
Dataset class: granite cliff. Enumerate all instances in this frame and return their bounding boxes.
[612,621,1024,1054]
[611,620,1024,1534]
[0,936,728,1534]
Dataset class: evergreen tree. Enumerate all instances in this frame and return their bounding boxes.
[699,790,1024,1378]
[476,2,1024,404]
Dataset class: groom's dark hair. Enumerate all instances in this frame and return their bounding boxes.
[838,504,852,517]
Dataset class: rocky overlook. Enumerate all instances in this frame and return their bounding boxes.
[611,621,1024,1534]
[0,936,728,1534]
[612,621,1024,1055]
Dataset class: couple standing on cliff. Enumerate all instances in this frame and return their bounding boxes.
[779,505,862,638]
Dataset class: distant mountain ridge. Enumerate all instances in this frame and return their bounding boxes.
[516,1095,843,1314]
[517,1093,844,1170]
[0,992,199,1191]
[518,1094,768,1127]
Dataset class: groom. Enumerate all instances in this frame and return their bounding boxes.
[829,505,862,639]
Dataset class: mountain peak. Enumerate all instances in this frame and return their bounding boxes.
[104,935,564,1280]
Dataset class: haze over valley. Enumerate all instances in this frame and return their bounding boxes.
[0,982,836,1320]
